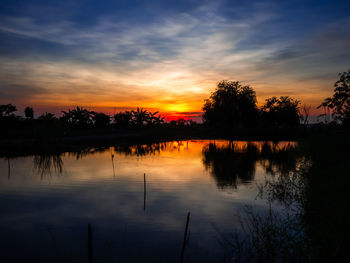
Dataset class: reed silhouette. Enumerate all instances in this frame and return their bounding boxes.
[218,132,350,263]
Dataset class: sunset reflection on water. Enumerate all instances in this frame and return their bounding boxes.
[0,140,298,263]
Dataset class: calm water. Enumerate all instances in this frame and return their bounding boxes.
[0,140,298,263]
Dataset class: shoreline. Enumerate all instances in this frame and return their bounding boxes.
[0,128,306,157]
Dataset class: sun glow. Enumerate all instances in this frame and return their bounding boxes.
[164,103,192,112]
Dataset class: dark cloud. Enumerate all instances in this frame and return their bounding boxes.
[0,84,48,101]
[176,111,202,116]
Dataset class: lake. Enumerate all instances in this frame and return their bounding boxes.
[0,140,299,263]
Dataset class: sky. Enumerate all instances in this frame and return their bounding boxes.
[0,0,349,121]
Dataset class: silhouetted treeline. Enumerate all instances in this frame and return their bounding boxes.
[0,105,201,139]
[2,70,349,141]
[202,80,301,129]
[203,69,350,130]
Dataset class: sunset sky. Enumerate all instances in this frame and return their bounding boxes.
[0,0,349,120]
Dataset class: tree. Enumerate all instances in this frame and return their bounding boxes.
[260,96,300,128]
[38,112,57,127]
[301,104,311,126]
[202,80,258,128]
[125,108,165,128]
[61,107,94,128]
[114,111,132,128]
[146,111,165,126]
[24,107,34,119]
[0,104,17,119]
[91,112,110,128]
[130,107,149,128]
[318,69,350,126]
[38,112,56,122]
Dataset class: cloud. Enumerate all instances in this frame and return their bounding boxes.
[0,0,349,116]
[0,84,48,101]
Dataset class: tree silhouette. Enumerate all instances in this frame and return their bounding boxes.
[24,106,34,119]
[131,107,149,128]
[146,111,165,126]
[91,112,110,128]
[202,80,258,129]
[318,69,350,126]
[260,96,300,128]
[61,106,94,128]
[114,111,132,128]
[0,104,17,119]
[38,112,56,121]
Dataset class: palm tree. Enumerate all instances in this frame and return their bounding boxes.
[61,106,94,127]
[131,107,149,128]
[147,111,165,126]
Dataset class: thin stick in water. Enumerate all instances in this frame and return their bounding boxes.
[7,158,10,179]
[111,152,115,177]
[88,223,93,263]
[180,212,190,263]
[143,173,146,211]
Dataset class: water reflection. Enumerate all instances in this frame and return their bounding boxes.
[0,140,301,263]
[4,141,299,189]
[114,141,188,156]
[33,154,63,178]
[203,141,299,189]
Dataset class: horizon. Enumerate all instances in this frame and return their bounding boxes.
[1,0,349,121]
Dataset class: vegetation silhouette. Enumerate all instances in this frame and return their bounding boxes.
[218,132,350,263]
[260,96,300,128]
[0,104,17,119]
[61,106,95,128]
[203,81,258,129]
[1,70,350,145]
[114,111,132,128]
[218,204,310,263]
[300,134,350,262]
[24,106,34,119]
[319,69,350,126]
[202,80,303,130]
[0,78,309,146]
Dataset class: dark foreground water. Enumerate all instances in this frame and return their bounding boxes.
[0,140,299,263]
